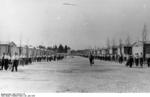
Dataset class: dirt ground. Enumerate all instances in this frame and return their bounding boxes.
[0,56,150,93]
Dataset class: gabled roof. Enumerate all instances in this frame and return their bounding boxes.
[132,41,150,47]
[9,41,16,46]
[28,45,35,49]
[144,41,150,44]
[132,41,144,47]
[0,41,16,46]
[0,41,10,45]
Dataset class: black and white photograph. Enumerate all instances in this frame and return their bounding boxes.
[0,0,150,95]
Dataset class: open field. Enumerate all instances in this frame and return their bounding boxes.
[0,56,150,93]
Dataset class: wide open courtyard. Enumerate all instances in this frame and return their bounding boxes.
[0,56,150,93]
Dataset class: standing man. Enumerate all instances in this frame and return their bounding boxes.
[147,57,150,67]
[129,55,134,68]
[54,55,56,61]
[11,53,19,72]
[119,55,123,64]
[1,53,5,70]
[135,54,139,67]
[89,52,94,66]
[4,53,10,70]
[125,55,129,67]
[140,53,143,68]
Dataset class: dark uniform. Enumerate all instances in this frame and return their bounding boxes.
[119,55,123,64]
[89,53,94,66]
[4,54,10,70]
[53,55,56,61]
[140,54,143,67]
[126,55,134,68]
[11,54,19,72]
[135,54,139,67]
[147,57,150,67]
[1,53,5,70]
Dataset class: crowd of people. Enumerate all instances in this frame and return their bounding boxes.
[0,53,65,72]
[80,53,150,68]
[125,54,150,68]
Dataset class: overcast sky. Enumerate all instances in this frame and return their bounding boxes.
[0,0,150,50]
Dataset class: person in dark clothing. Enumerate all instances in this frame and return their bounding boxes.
[11,53,19,72]
[1,58,4,70]
[89,53,94,66]
[1,53,5,70]
[125,55,129,67]
[4,54,10,70]
[140,53,143,68]
[126,60,129,67]
[147,57,150,67]
[53,55,56,61]
[135,54,139,67]
[130,56,134,68]
[127,55,134,68]
[119,55,123,64]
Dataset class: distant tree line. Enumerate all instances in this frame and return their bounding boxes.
[38,44,71,53]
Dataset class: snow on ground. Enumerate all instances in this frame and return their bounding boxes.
[0,56,150,93]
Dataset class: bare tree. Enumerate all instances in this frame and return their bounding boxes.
[125,35,131,46]
[136,36,140,42]
[119,38,123,47]
[119,38,123,56]
[106,37,110,48]
[112,38,116,47]
[142,24,148,42]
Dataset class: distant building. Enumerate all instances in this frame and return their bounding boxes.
[28,45,35,58]
[123,45,132,56]
[132,41,150,59]
[9,42,19,57]
[118,44,132,58]
[106,44,132,60]
[112,46,118,56]
[0,41,10,58]
[132,41,143,57]
[0,41,19,58]
[35,47,42,57]
[108,48,113,55]
[101,48,107,55]
[18,45,29,58]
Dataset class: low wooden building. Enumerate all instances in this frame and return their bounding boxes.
[132,41,150,59]
[0,41,19,58]
[9,42,19,57]
[0,41,10,58]
[112,46,118,56]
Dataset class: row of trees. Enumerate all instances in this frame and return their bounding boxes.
[106,24,148,48]
[39,44,71,53]
[106,35,131,48]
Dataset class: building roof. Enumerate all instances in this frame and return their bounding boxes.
[0,41,10,45]
[28,45,35,49]
[0,41,16,46]
[132,41,150,47]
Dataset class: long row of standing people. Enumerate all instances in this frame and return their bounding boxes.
[81,53,150,68]
[0,53,65,72]
[125,53,150,68]
[0,53,19,72]
[95,53,150,68]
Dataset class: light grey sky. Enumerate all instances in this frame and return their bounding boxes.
[0,0,150,49]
